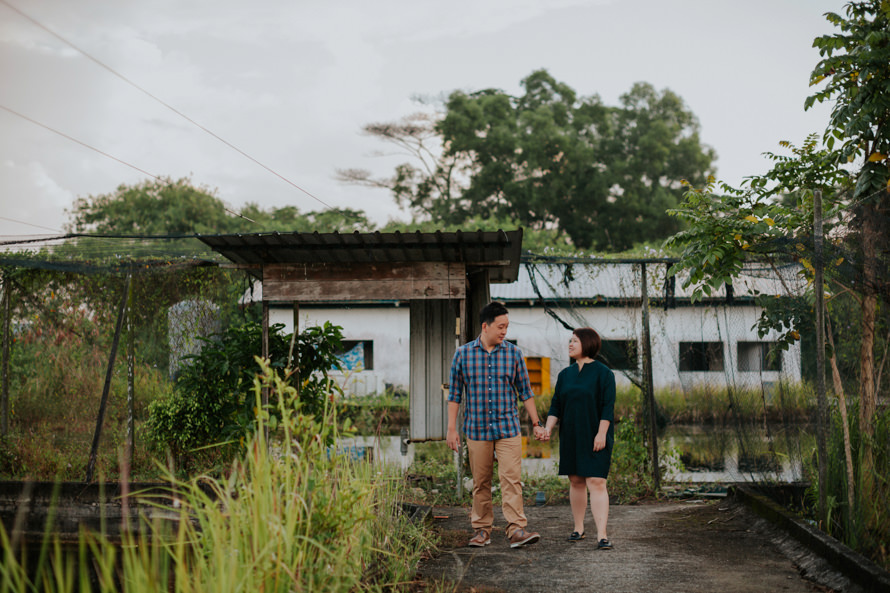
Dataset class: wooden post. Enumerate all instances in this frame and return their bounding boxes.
[1,272,10,437]
[813,189,828,524]
[640,263,660,490]
[86,273,131,483]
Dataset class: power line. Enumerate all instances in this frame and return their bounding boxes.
[0,104,163,181]
[0,215,62,233]
[0,0,337,212]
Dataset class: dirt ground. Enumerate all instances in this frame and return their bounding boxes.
[417,498,865,593]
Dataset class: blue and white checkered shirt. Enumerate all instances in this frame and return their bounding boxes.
[448,337,534,441]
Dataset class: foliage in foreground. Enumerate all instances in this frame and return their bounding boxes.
[0,361,431,592]
[143,321,344,467]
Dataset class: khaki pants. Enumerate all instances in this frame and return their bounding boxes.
[466,435,527,537]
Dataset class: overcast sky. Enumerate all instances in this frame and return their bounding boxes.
[0,0,843,240]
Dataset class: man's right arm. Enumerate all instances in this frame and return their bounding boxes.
[446,401,461,452]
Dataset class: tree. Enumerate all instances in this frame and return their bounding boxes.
[807,0,890,527]
[238,204,376,234]
[66,177,239,236]
[68,177,376,238]
[336,111,468,223]
[665,0,890,554]
[340,71,716,252]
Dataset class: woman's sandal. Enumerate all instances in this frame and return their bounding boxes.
[567,531,585,542]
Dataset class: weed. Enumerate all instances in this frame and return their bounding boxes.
[0,360,434,592]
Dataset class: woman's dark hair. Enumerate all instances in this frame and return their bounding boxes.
[480,301,509,326]
[574,327,601,359]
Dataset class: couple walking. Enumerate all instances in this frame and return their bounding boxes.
[446,301,616,550]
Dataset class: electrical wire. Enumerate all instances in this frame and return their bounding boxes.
[0,215,62,233]
[0,0,338,213]
[0,104,163,182]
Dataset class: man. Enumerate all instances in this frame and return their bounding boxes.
[446,301,546,548]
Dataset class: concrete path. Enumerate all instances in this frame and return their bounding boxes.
[418,498,865,593]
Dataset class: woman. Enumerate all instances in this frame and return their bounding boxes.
[544,327,616,550]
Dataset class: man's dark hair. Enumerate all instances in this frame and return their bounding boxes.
[480,301,509,326]
[574,327,602,359]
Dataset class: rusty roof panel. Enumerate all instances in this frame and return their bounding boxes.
[198,229,523,283]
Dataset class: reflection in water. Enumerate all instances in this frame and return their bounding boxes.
[339,435,415,470]
[661,424,810,483]
[352,423,811,484]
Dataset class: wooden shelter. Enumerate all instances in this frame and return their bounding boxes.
[198,229,523,443]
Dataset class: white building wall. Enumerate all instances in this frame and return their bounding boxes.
[270,305,411,395]
[494,305,801,392]
[269,301,801,395]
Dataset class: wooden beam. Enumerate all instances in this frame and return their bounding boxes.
[262,262,466,302]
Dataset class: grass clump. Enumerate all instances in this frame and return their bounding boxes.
[5,316,168,481]
[0,359,432,592]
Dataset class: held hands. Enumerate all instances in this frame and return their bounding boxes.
[533,425,551,441]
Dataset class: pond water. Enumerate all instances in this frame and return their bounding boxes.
[348,422,812,484]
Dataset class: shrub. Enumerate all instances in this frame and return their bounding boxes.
[143,321,344,466]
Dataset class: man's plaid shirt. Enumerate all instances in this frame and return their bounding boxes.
[448,336,534,441]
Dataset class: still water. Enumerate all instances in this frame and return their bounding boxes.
[345,422,811,484]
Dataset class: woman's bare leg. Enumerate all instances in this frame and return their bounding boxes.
[587,477,609,540]
[568,475,588,534]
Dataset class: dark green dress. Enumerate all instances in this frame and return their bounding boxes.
[548,360,616,478]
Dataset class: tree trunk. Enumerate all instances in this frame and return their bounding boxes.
[826,316,855,513]
[858,205,879,518]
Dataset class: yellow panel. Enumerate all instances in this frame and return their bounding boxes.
[524,356,551,396]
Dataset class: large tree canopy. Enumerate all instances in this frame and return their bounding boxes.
[60,177,375,261]
[341,70,716,252]
[66,177,374,237]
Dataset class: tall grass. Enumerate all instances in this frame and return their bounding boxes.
[614,382,814,424]
[0,360,432,592]
[806,401,890,571]
[3,318,169,481]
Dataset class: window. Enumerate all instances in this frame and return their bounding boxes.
[598,340,638,371]
[679,342,724,372]
[737,342,782,372]
[336,340,374,371]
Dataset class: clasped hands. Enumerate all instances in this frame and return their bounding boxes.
[532,425,551,441]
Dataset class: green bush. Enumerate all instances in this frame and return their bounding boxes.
[143,321,344,465]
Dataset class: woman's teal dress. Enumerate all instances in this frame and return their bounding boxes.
[547,360,616,478]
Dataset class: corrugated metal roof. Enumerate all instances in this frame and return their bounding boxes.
[492,261,805,302]
[198,229,524,283]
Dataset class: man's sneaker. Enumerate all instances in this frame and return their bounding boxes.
[508,528,541,548]
[468,530,491,547]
